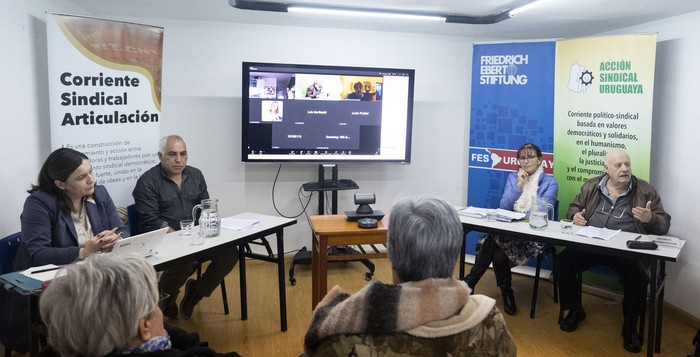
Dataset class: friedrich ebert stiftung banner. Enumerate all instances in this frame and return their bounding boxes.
[467,35,656,274]
[47,13,164,206]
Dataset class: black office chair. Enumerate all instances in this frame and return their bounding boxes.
[1,232,22,357]
[126,204,140,236]
[0,232,21,276]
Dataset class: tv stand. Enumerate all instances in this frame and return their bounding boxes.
[302,178,358,191]
[289,164,374,285]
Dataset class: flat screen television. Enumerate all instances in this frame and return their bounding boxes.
[242,62,414,163]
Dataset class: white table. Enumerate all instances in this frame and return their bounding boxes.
[458,216,685,357]
[148,212,296,332]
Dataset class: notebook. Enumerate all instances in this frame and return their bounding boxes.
[111,227,168,258]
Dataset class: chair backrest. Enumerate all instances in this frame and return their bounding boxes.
[551,199,560,221]
[127,204,140,236]
[0,232,22,274]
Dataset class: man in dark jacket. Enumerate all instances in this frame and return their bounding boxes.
[133,135,237,320]
[555,149,671,353]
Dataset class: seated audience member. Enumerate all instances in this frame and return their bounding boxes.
[133,135,237,320]
[0,148,127,353]
[304,196,516,356]
[465,143,558,315]
[38,254,240,357]
[555,149,671,353]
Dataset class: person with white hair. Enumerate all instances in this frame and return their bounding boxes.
[556,149,671,353]
[303,196,516,356]
[38,254,240,357]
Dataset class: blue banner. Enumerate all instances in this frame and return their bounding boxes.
[467,41,556,263]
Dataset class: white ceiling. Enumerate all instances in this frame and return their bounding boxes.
[65,0,700,39]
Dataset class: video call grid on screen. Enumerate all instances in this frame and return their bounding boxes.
[242,62,414,163]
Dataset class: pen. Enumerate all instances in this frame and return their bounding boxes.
[98,227,118,238]
[31,267,60,274]
[634,235,641,241]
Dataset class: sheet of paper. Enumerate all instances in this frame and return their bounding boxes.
[20,264,62,282]
[575,226,620,241]
[458,206,492,218]
[221,217,260,231]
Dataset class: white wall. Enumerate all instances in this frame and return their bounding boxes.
[2,1,472,254]
[157,20,471,251]
[4,1,699,319]
[610,12,700,319]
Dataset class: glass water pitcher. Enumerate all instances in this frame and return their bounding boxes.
[529,198,554,230]
[192,198,221,237]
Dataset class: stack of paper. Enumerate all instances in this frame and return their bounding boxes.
[221,217,260,231]
[458,206,493,218]
[458,207,526,221]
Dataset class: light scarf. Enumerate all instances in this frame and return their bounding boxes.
[304,278,470,353]
[513,160,545,213]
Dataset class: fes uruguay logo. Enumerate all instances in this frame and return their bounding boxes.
[469,147,553,174]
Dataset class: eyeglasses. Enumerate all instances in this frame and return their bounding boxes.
[600,201,627,219]
[518,154,538,163]
[158,293,170,306]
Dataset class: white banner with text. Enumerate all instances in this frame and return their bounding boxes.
[47,13,164,206]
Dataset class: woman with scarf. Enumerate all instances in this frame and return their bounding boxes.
[464,143,558,315]
[304,196,516,356]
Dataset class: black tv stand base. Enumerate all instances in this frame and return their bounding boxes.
[288,247,311,285]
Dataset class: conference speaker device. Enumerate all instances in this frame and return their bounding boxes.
[357,218,378,229]
[345,192,385,221]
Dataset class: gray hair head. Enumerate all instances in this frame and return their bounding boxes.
[39,254,159,357]
[604,149,630,167]
[387,196,462,282]
[159,135,186,154]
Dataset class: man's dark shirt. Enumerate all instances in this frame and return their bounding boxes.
[132,164,209,233]
[346,92,372,101]
[587,176,637,233]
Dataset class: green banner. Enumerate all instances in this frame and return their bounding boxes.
[554,34,657,219]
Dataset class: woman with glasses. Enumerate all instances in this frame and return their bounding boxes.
[464,143,558,315]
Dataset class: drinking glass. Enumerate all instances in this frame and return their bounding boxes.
[180,219,194,236]
[560,219,574,234]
